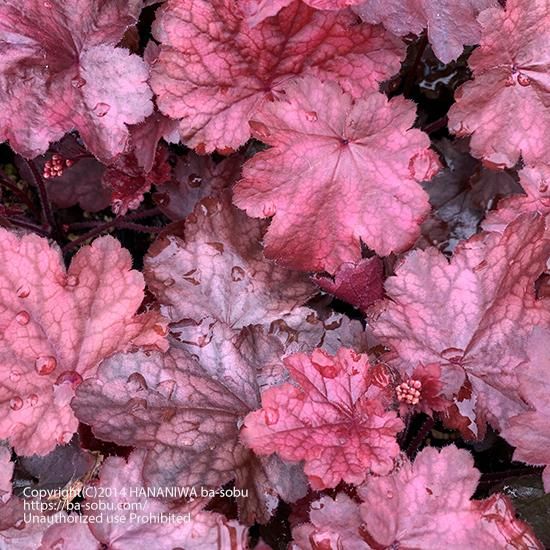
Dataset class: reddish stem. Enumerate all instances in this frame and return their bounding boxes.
[23,159,57,234]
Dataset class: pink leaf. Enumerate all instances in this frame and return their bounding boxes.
[0,231,167,455]
[0,446,13,504]
[358,445,542,548]
[0,0,153,162]
[103,145,172,215]
[371,214,550,435]
[483,165,550,233]
[312,257,384,312]
[144,192,316,329]
[73,329,308,524]
[85,451,249,548]
[150,0,404,152]
[241,348,404,489]
[157,153,243,221]
[448,0,550,167]
[234,76,440,273]
[501,329,550,492]
[354,0,497,63]
[129,112,180,173]
[291,493,369,550]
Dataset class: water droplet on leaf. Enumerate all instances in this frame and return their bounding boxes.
[9,369,22,382]
[187,174,202,187]
[55,370,83,388]
[93,102,110,117]
[28,394,39,406]
[71,76,86,89]
[9,396,23,411]
[125,397,148,413]
[231,266,246,282]
[126,372,148,392]
[156,379,177,400]
[35,355,57,376]
[264,407,279,426]
[15,311,30,326]
[16,285,30,298]
[517,74,531,87]
[305,111,318,122]
[163,277,175,287]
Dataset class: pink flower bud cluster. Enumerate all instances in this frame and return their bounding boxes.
[396,379,422,405]
[43,154,74,179]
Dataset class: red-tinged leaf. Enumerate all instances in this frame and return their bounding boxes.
[312,257,384,312]
[371,214,550,435]
[150,0,404,152]
[238,0,293,25]
[158,153,243,221]
[483,165,550,233]
[358,445,542,548]
[0,0,153,162]
[129,112,180,173]
[144,192,316,329]
[501,329,550,493]
[73,330,308,524]
[0,231,167,456]
[240,0,365,26]
[83,450,248,548]
[291,493,369,550]
[0,446,13,504]
[354,0,497,63]
[234,76,440,273]
[103,145,172,215]
[241,348,404,489]
[448,0,550,167]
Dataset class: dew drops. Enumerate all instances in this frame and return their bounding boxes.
[43,0,53,7]
[28,394,39,406]
[15,311,30,326]
[126,372,148,392]
[154,323,168,336]
[9,396,23,411]
[231,266,246,282]
[262,205,276,217]
[156,379,177,400]
[163,277,175,287]
[71,76,86,89]
[180,436,194,446]
[386,490,394,499]
[93,102,110,117]
[9,368,22,383]
[517,74,531,87]
[58,432,73,445]
[264,407,279,426]
[35,355,57,376]
[207,241,224,253]
[305,110,318,122]
[338,437,348,445]
[55,370,83,388]
[187,174,203,187]
[66,274,79,287]
[16,285,30,298]
[125,397,148,413]
[310,500,323,510]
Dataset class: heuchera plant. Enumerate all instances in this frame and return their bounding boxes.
[0,0,548,548]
